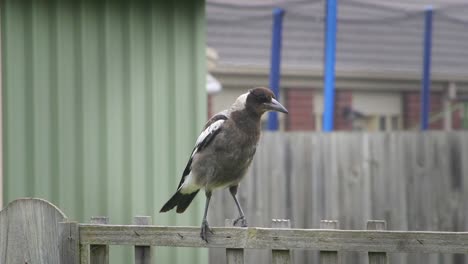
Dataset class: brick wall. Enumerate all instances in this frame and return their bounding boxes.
[334,91,353,130]
[285,89,315,131]
[453,106,462,129]
[430,93,443,129]
[403,92,444,129]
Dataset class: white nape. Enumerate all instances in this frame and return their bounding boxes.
[229,93,248,112]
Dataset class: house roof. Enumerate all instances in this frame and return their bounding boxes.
[207,0,468,77]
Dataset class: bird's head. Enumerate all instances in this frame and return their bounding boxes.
[244,87,288,115]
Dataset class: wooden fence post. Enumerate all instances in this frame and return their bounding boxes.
[271,219,291,264]
[225,219,244,264]
[90,216,109,264]
[320,220,339,264]
[134,216,152,264]
[80,244,90,264]
[367,220,388,264]
[59,221,79,264]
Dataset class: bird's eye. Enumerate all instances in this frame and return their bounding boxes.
[258,94,268,103]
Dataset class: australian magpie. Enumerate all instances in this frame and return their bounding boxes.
[160,87,288,242]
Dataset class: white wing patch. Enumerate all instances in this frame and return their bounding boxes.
[191,119,225,158]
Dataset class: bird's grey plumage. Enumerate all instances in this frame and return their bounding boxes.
[159,111,228,213]
[191,109,259,191]
[160,87,288,242]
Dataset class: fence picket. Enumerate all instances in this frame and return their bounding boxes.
[80,243,90,264]
[367,220,388,264]
[225,219,244,264]
[59,221,79,264]
[134,216,152,264]
[320,220,339,264]
[90,216,109,264]
[272,219,291,264]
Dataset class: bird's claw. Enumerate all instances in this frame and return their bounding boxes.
[233,216,248,227]
[200,220,213,242]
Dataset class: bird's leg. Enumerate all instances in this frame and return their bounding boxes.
[200,190,213,242]
[229,185,248,227]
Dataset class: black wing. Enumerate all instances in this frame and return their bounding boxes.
[176,111,229,190]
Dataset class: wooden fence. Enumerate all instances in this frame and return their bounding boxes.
[74,218,468,264]
[209,132,468,263]
[2,198,468,264]
[2,132,468,263]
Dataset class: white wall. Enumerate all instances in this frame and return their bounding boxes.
[352,91,402,115]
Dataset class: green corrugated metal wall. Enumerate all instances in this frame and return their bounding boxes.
[1,0,207,263]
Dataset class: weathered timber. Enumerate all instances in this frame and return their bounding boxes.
[272,219,291,264]
[134,216,152,264]
[80,243,90,264]
[89,217,109,264]
[59,221,80,264]
[225,219,244,264]
[367,220,388,264]
[320,220,339,264]
[78,224,468,253]
[0,198,67,264]
[210,132,468,264]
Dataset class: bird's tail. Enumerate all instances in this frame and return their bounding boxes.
[160,190,200,213]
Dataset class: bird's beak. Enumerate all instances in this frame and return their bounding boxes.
[264,98,288,114]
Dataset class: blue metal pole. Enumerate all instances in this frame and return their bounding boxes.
[268,7,285,131]
[323,0,338,132]
[421,6,433,130]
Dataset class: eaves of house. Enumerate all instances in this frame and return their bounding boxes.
[212,65,468,92]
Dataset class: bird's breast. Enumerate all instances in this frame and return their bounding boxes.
[192,128,258,190]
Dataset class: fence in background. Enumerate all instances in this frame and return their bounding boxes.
[209,132,468,264]
[3,198,468,264]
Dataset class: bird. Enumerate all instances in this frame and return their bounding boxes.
[159,87,288,242]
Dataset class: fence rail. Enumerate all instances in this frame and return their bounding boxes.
[76,223,468,253]
[2,198,468,264]
[72,217,468,264]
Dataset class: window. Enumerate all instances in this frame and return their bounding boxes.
[379,116,387,131]
[391,115,400,130]
[353,114,402,131]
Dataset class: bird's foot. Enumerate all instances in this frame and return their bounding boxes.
[200,220,214,243]
[233,216,248,227]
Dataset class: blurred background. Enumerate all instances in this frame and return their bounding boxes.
[207,0,468,131]
[1,0,468,263]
